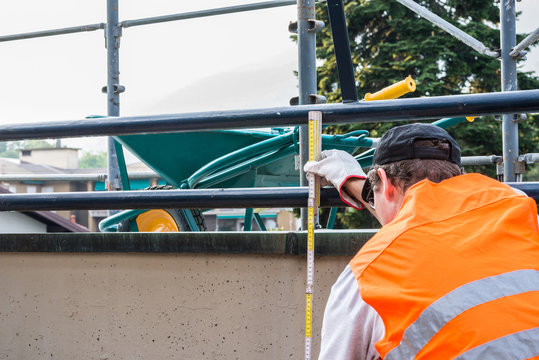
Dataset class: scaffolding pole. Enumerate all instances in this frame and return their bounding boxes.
[326,0,358,102]
[105,0,123,192]
[0,183,537,212]
[0,172,160,182]
[500,0,519,182]
[297,0,318,229]
[0,2,297,42]
[0,23,105,42]
[0,90,537,141]
[394,0,499,57]
[0,184,536,212]
[0,187,343,211]
[121,0,296,28]
[510,26,539,58]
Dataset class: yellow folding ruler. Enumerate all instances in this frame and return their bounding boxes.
[305,111,322,360]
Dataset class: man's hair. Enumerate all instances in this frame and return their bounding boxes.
[367,139,462,193]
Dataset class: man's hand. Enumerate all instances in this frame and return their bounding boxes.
[304,149,367,210]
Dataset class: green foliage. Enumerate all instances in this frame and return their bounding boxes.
[336,207,380,229]
[525,164,539,181]
[317,0,525,100]
[293,206,381,229]
[0,141,20,158]
[312,0,539,228]
[23,140,55,149]
[79,151,107,169]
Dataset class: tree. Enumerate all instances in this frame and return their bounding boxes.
[525,164,539,181]
[0,142,21,158]
[79,151,107,169]
[313,0,539,228]
[23,140,55,149]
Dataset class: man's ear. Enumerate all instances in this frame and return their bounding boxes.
[377,168,397,201]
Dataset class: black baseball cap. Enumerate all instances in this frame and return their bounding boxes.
[361,123,461,204]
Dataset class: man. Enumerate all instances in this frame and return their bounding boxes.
[304,123,539,359]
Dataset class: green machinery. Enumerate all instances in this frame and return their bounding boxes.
[99,76,475,232]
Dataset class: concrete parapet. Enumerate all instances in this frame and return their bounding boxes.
[0,231,374,359]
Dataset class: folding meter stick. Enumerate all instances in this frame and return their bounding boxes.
[305,111,322,360]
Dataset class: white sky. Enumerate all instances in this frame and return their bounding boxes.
[0,0,538,156]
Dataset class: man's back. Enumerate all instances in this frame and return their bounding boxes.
[352,173,539,359]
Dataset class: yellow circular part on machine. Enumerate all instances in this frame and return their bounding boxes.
[136,209,180,232]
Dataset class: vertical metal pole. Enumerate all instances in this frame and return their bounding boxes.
[326,0,358,102]
[500,0,518,182]
[106,0,123,191]
[297,0,317,229]
[244,208,254,231]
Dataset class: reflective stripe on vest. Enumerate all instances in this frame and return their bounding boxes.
[385,269,539,360]
[455,327,539,359]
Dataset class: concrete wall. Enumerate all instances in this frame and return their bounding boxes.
[0,252,351,359]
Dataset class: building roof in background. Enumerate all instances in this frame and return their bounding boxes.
[0,157,66,174]
[0,157,153,175]
[20,147,80,151]
[23,211,89,233]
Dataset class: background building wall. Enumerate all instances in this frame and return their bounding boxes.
[0,212,47,233]
[0,252,350,359]
[19,148,79,169]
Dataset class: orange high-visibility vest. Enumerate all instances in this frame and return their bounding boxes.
[349,173,539,359]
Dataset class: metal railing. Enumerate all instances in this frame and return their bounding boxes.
[0,185,536,212]
[0,0,538,215]
[0,90,537,141]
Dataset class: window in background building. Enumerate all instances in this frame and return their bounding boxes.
[42,186,54,193]
[26,185,36,193]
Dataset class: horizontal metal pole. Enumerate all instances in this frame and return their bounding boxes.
[0,187,344,211]
[0,231,375,255]
[521,153,539,164]
[0,183,537,212]
[121,0,296,28]
[506,182,539,201]
[0,171,160,182]
[1,90,539,141]
[461,155,502,166]
[0,23,105,42]
[0,155,527,183]
[394,0,498,57]
[510,26,539,58]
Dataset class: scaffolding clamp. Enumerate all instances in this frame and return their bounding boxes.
[101,84,126,94]
[104,23,122,49]
[514,113,527,123]
[494,113,526,123]
[290,94,327,106]
[521,153,539,165]
[515,160,527,177]
[288,19,325,34]
[511,49,527,60]
[497,158,527,180]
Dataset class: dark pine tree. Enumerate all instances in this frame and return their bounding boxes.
[312,0,539,228]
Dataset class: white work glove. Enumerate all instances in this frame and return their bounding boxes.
[303,149,366,210]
